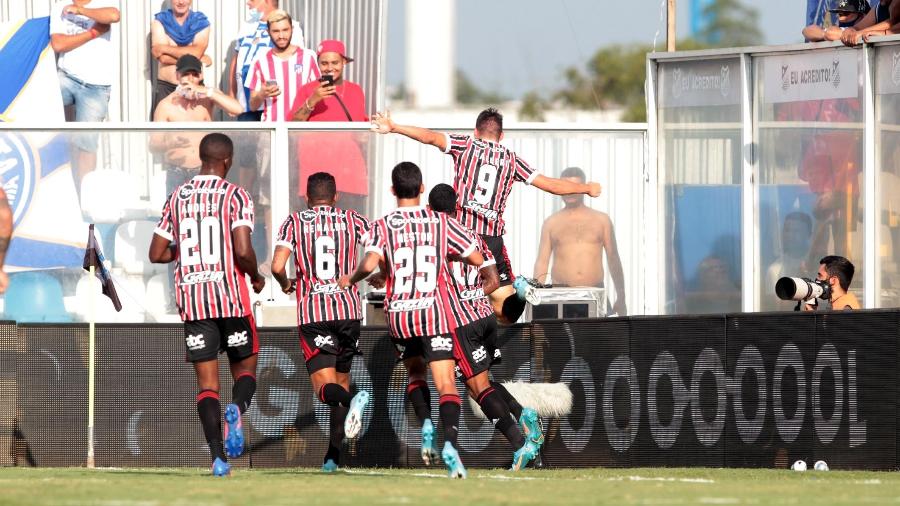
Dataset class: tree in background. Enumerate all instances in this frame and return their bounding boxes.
[695,0,763,48]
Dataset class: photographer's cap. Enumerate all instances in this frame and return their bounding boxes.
[317,39,353,63]
[176,54,203,74]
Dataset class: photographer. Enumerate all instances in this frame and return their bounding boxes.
[803,255,861,311]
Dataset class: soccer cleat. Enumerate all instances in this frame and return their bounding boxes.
[421,418,440,466]
[441,441,467,479]
[519,407,545,448]
[321,458,339,473]
[211,457,231,477]
[510,441,540,471]
[513,276,541,305]
[344,390,370,439]
[223,403,244,458]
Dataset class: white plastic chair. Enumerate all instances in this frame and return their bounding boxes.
[114,220,166,275]
[80,170,150,223]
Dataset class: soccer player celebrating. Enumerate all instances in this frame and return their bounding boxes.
[270,171,372,472]
[429,184,542,470]
[149,133,266,477]
[338,162,483,479]
[371,108,602,324]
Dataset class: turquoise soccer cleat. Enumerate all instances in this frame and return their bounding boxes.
[344,390,370,439]
[513,276,541,305]
[441,441,467,479]
[321,458,339,473]
[510,441,540,471]
[211,457,231,477]
[421,418,440,466]
[519,407,545,448]
[223,403,244,458]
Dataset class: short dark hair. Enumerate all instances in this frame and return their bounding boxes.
[199,133,233,162]
[784,211,813,236]
[475,108,503,137]
[820,255,855,291]
[307,172,336,202]
[560,166,586,180]
[428,183,457,214]
[391,161,422,199]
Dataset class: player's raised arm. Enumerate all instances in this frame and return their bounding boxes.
[370,111,447,151]
[532,174,602,197]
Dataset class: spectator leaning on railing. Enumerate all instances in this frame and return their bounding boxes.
[803,0,873,42]
[838,0,898,45]
[150,0,211,119]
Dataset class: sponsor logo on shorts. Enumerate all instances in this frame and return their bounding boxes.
[464,200,499,221]
[472,346,487,363]
[226,330,249,347]
[493,348,502,359]
[181,271,225,285]
[388,297,435,312]
[312,283,342,295]
[430,336,452,352]
[314,334,334,348]
[186,333,206,350]
[499,273,509,281]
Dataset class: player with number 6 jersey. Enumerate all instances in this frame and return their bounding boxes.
[149,133,266,477]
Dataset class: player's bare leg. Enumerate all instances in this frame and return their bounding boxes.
[194,359,229,476]
[403,356,438,465]
[224,355,257,459]
[430,358,466,479]
[309,367,354,471]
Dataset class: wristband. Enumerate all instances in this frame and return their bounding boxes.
[89,28,99,39]
[303,99,313,112]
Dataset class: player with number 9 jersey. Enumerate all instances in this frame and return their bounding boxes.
[365,206,477,340]
[155,174,256,321]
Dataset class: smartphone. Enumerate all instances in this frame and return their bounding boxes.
[319,74,334,86]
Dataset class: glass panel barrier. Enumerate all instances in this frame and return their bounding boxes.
[876,46,900,307]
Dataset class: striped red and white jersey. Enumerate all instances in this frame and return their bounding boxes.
[275,205,370,325]
[248,46,320,121]
[443,133,539,236]
[365,206,477,339]
[444,236,495,328]
[154,175,255,322]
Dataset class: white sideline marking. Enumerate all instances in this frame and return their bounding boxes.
[342,469,544,481]
[624,475,715,484]
[855,479,882,485]
[698,498,739,504]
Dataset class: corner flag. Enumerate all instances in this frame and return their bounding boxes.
[82,224,122,312]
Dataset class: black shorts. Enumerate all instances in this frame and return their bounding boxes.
[390,333,455,363]
[481,235,513,286]
[184,316,258,363]
[299,319,361,374]
[452,316,501,380]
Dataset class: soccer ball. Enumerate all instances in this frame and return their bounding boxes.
[814,460,829,471]
[791,460,807,471]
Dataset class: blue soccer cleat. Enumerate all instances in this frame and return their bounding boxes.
[513,276,541,305]
[211,457,231,477]
[519,407,545,448]
[344,390,370,439]
[510,441,539,471]
[442,441,467,479]
[321,458,339,473]
[223,403,244,458]
[421,418,440,466]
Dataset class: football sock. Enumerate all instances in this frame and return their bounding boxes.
[491,381,523,420]
[439,394,461,448]
[502,294,527,323]
[477,387,525,449]
[319,383,353,407]
[196,390,226,462]
[232,372,257,414]
[407,380,431,424]
[326,405,348,464]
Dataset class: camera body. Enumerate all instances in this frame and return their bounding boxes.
[775,276,832,303]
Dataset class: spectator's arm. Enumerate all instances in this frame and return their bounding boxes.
[71,5,120,24]
[532,174,602,197]
[802,24,826,42]
[823,26,844,41]
[602,216,627,316]
[202,87,242,116]
[370,111,447,151]
[151,22,211,61]
[51,30,95,53]
[533,219,553,284]
[228,54,238,100]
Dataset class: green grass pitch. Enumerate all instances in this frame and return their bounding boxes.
[2,467,900,505]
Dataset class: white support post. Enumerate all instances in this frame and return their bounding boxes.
[863,45,876,308]
[87,264,95,469]
[740,52,756,313]
[645,57,661,315]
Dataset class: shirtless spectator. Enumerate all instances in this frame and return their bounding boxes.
[532,167,626,316]
[150,0,211,119]
[151,55,241,194]
[803,0,872,41]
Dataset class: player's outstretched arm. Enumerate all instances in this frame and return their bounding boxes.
[456,249,484,268]
[148,234,175,264]
[532,174,602,197]
[370,111,447,151]
[234,226,266,293]
[271,246,295,295]
[339,251,382,289]
[479,264,500,295]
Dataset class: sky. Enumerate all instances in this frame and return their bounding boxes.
[386,0,806,100]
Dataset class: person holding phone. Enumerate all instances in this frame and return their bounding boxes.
[248,10,319,122]
[292,39,369,214]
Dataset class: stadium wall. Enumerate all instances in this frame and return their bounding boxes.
[2,310,897,469]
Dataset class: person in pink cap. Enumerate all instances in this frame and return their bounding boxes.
[292,39,369,214]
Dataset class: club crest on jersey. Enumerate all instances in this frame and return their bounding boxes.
[299,209,317,222]
[0,133,37,228]
[181,270,225,285]
[312,283,342,294]
[430,336,452,352]
[388,297,435,312]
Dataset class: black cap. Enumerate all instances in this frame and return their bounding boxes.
[828,0,870,13]
[176,54,203,74]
